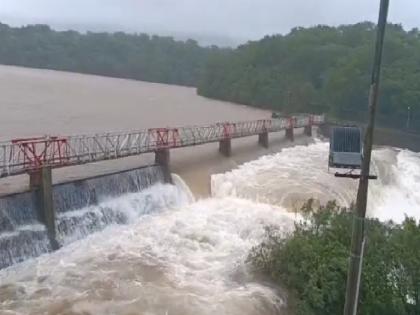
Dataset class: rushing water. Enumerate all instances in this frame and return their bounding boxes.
[1,142,420,314]
[0,166,165,269]
[0,177,294,315]
[212,141,420,222]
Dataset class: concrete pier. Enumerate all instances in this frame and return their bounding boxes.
[155,148,172,183]
[286,128,294,142]
[304,125,313,137]
[32,167,59,250]
[219,139,232,157]
[29,170,42,189]
[258,132,269,148]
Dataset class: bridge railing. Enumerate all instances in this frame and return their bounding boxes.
[0,114,324,178]
[0,137,70,178]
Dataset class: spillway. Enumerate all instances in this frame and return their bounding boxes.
[212,141,420,222]
[0,166,166,269]
[1,142,419,314]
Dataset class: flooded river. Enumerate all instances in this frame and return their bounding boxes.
[1,65,419,315]
[0,65,301,197]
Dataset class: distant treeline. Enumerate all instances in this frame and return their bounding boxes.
[1,22,420,132]
[198,22,420,132]
[0,23,217,86]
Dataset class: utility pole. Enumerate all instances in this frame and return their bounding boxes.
[343,1,390,315]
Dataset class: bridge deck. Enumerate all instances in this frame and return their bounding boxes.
[0,114,324,178]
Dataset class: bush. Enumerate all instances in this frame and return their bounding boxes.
[248,200,420,315]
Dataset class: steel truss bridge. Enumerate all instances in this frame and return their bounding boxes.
[0,114,324,178]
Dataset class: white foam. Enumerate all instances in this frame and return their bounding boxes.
[1,188,294,314]
[212,142,420,222]
[2,141,419,314]
[369,149,420,222]
[56,182,191,245]
[0,224,46,240]
[172,173,196,204]
[212,142,356,208]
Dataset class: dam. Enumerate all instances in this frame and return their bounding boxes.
[0,114,322,268]
[0,65,323,268]
[1,66,420,315]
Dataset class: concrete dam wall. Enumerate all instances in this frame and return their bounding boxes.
[0,165,165,269]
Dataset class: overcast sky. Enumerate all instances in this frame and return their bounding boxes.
[0,0,418,45]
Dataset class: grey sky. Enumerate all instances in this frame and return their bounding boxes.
[0,0,418,45]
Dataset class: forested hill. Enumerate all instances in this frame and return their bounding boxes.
[0,23,217,86]
[1,22,420,132]
[198,23,420,132]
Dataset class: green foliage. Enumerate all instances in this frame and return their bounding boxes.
[248,200,420,315]
[0,22,217,86]
[198,23,420,132]
[2,22,420,132]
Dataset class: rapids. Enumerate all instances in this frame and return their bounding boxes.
[212,141,420,222]
[1,141,420,314]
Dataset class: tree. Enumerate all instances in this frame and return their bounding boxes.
[0,23,214,87]
[248,200,420,314]
[2,22,420,133]
[198,23,420,133]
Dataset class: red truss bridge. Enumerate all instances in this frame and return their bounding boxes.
[0,114,324,179]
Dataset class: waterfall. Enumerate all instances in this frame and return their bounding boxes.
[0,165,166,269]
[1,143,420,314]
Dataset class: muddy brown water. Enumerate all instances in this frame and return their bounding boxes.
[0,65,313,197]
[4,66,418,315]
[0,65,313,315]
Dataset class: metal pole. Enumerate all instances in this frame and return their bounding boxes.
[343,1,390,315]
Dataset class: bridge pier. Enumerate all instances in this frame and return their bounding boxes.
[219,139,232,157]
[304,125,313,137]
[29,170,42,189]
[258,132,269,148]
[30,167,59,250]
[286,128,294,142]
[155,148,172,183]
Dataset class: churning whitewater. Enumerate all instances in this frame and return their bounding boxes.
[212,141,420,222]
[0,180,295,315]
[1,141,420,314]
